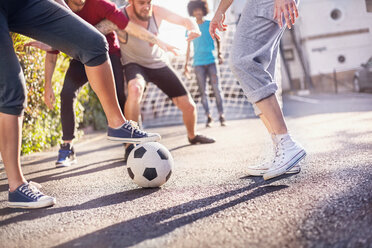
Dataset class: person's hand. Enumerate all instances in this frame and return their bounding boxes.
[186,30,201,42]
[218,54,224,65]
[209,11,227,40]
[157,39,180,56]
[44,84,56,110]
[273,0,299,29]
[24,41,54,52]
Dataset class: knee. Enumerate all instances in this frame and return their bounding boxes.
[79,31,108,66]
[127,80,144,101]
[179,96,196,114]
[0,86,26,115]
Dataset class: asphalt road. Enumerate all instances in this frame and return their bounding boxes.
[1,93,372,248]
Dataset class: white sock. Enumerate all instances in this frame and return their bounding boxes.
[270,133,277,145]
[274,133,295,147]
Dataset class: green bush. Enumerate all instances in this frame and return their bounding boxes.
[12,33,105,155]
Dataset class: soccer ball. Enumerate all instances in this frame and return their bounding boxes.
[127,142,174,188]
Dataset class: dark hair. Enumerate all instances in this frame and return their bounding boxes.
[187,0,209,17]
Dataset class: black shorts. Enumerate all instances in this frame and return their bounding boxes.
[123,63,188,99]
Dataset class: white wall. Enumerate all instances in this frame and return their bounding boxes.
[296,0,372,74]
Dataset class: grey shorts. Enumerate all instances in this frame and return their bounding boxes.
[0,0,109,115]
[229,0,296,105]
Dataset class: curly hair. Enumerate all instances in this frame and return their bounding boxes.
[187,0,209,17]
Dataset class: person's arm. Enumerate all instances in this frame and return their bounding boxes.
[153,5,201,42]
[209,0,233,40]
[184,40,191,78]
[216,39,223,64]
[95,19,179,56]
[44,53,58,110]
[23,40,58,109]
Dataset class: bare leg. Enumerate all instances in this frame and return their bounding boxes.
[259,114,274,135]
[255,94,288,135]
[172,95,197,139]
[0,113,26,191]
[84,60,125,128]
[124,78,146,123]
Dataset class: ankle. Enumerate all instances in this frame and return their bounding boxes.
[8,180,27,192]
[108,118,125,129]
[275,133,296,147]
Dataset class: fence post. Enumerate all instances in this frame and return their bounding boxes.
[333,69,338,94]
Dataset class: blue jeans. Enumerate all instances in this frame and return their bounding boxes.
[194,63,224,116]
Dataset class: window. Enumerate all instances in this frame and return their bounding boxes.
[338,55,346,63]
[330,9,342,20]
[366,0,372,12]
[283,49,295,61]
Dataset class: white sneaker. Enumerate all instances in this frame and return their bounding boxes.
[247,135,301,176]
[263,136,306,180]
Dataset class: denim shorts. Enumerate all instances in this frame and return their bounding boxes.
[0,0,109,115]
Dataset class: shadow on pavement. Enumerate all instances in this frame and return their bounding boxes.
[0,188,160,222]
[53,179,288,247]
[0,159,123,192]
[19,143,123,168]
[169,144,192,152]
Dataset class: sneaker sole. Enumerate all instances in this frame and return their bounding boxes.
[247,165,300,176]
[8,198,56,209]
[107,135,161,143]
[56,159,77,168]
[263,150,306,180]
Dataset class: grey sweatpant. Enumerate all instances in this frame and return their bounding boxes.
[229,0,293,110]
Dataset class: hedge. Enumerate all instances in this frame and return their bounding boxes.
[12,33,106,155]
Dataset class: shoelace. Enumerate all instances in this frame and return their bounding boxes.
[124,120,146,136]
[272,139,285,165]
[20,181,43,199]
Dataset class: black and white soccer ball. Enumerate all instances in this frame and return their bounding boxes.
[127,142,174,188]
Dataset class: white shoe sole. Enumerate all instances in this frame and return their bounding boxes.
[107,134,161,143]
[247,165,301,176]
[56,159,77,168]
[8,198,56,209]
[263,150,306,180]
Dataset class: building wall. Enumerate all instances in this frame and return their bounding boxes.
[295,0,372,75]
[279,0,372,91]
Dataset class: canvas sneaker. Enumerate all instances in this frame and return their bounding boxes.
[188,134,215,144]
[123,144,135,163]
[206,115,212,128]
[56,143,77,167]
[219,115,226,126]
[263,137,306,180]
[8,182,56,209]
[107,120,161,143]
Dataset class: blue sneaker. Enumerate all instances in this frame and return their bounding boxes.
[107,120,161,143]
[56,143,77,168]
[8,182,56,209]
